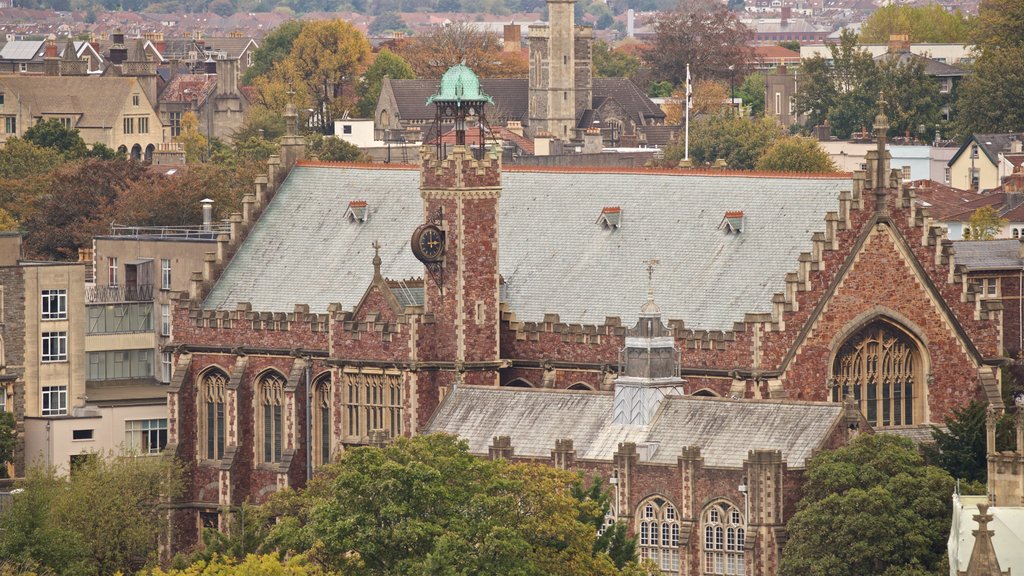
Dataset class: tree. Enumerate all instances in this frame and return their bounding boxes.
[306,134,368,163]
[953,46,1024,135]
[661,80,728,124]
[794,30,879,139]
[177,111,209,164]
[242,20,306,85]
[21,158,149,260]
[286,19,371,133]
[0,412,15,478]
[395,22,528,79]
[860,5,972,44]
[756,137,837,172]
[736,72,765,116]
[592,40,641,79]
[0,455,184,576]
[779,434,954,576]
[107,162,253,228]
[368,12,407,36]
[142,553,335,575]
[874,55,941,139]
[920,400,1013,486]
[0,208,18,234]
[0,138,63,179]
[967,206,1008,240]
[356,49,415,118]
[664,112,783,168]
[642,0,753,87]
[971,0,1024,53]
[22,119,88,159]
[259,434,642,575]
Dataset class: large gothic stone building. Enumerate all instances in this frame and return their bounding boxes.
[166,73,1006,574]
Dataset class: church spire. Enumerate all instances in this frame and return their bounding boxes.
[959,504,1009,576]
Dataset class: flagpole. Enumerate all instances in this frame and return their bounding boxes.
[684,63,690,161]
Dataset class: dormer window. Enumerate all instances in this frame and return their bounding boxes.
[345,200,368,223]
[719,210,744,234]
[596,206,621,229]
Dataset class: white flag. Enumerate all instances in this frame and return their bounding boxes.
[685,64,693,110]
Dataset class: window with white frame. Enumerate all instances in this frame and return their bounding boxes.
[108,257,118,286]
[257,371,285,464]
[774,92,781,115]
[161,259,171,290]
[161,304,171,337]
[169,112,181,138]
[637,497,680,573]
[971,278,999,299]
[41,289,67,320]
[41,385,67,416]
[945,167,951,184]
[161,351,173,383]
[125,418,168,454]
[703,501,745,576]
[41,331,67,362]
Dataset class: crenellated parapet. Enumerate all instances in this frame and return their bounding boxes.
[420,145,502,191]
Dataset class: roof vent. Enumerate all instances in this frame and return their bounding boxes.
[345,200,368,223]
[719,210,745,234]
[597,206,621,229]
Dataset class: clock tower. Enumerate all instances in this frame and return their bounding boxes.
[413,64,502,388]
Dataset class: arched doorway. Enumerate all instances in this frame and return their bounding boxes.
[829,319,924,427]
[144,144,154,162]
[131,144,142,160]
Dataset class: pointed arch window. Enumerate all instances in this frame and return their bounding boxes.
[312,373,332,468]
[637,497,680,573]
[829,319,923,427]
[199,369,227,460]
[257,371,285,464]
[702,501,744,575]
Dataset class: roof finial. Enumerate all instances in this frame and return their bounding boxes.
[372,240,382,276]
[640,258,662,316]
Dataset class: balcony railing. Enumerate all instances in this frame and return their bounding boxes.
[86,284,154,303]
[104,223,230,240]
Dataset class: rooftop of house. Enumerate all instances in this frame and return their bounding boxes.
[950,133,1024,166]
[873,50,968,77]
[159,73,217,105]
[907,179,981,220]
[202,163,849,330]
[953,239,1023,271]
[425,386,846,468]
[0,75,148,128]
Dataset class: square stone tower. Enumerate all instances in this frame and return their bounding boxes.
[528,0,593,141]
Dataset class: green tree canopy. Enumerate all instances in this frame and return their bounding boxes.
[22,119,88,159]
[921,400,1016,487]
[0,412,15,477]
[966,205,1008,239]
[665,112,783,169]
[736,72,765,117]
[953,46,1024,135]
[306,133,368,162]
[755,137,837,172]
[971,0,1024,53]
[0,138,63,180]
[368,11,407,35]
[257,434,642,576]
[794,30,879,139]
[242,20,306,85]
[779,434,955,576]
[0,455,184,576]
[860,5,972,44]
[356,48,415,118]
[592,40,642,79]
[143,553,337,575]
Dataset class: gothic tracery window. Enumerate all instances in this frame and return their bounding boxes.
[312,373,332,468]
[830,320,922,427]
[342,370,402,443]
[637,497,680,573]
[257,371,285,464]
[702,501,744,576]
[199,369,227,460]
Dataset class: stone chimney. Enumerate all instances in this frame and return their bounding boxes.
[43,35,59,76]
[279,103,307,172]
[109,30,127,64]
[583,126,603,154]
[0,233,23,267]
[503,23,521,52]
[215,57,238,96]
[59,37,87,76]
[201,198,214,230]
[888,34,911,54]
[505,120,523,137]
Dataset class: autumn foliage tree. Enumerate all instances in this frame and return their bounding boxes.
[395,22,527,78]
[642,0,753,87]
[756,137,838,173]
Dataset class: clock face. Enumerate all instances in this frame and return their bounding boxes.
[412,224,445,263]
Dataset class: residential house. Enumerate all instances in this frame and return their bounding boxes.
[157,57,248,142]
[938,172,1024,240]
[948,133,1024,192]
[0,36,103,75]
[0,75,164,159]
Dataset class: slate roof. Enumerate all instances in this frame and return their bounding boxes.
[201,36,257,59]
[387,78,528,122]
[592,77,666,122]
[954,239,1022,271]
[0,76,143,129]
[874,51,967,77]
[203,164,848,330]
[425,386,845,468]
[950,133,1024,166]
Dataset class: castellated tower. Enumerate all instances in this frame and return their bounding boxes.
[415,65,502,387]
[528,0,593,141]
